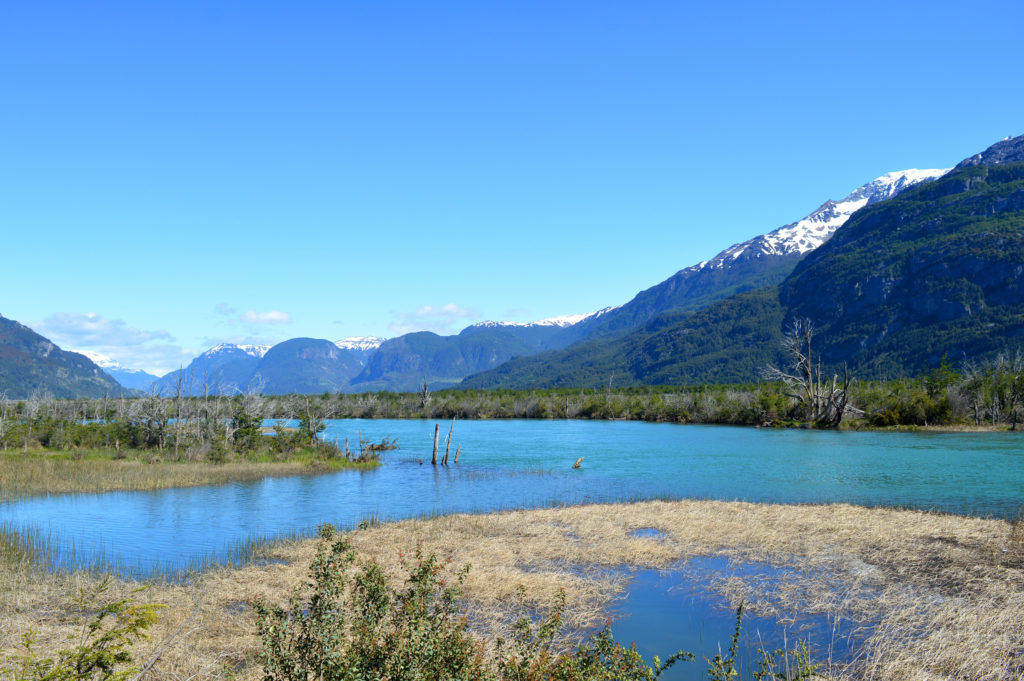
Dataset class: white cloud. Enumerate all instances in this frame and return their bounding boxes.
[388,302,481,336]
[33,312,187,376]
[36,312,173,346]
[214,303,237,316]
[240,310,292,325]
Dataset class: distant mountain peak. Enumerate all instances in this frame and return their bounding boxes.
[695,167,950,271]
[334,336,387,351]
[202,343,270,359]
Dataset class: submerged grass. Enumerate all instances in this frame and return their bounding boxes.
[0,450,377,502]
[3,500,1023,681]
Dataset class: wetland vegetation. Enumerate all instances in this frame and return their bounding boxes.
[3,500,1022,681]
[2,375,1023,680]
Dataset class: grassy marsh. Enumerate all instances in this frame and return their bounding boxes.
[4,500,1023,681]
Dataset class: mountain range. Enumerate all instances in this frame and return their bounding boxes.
[3,134,1022,397]
[147,163,948,395]
[150,314,602,396]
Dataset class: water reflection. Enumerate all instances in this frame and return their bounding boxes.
[610,558,867,681]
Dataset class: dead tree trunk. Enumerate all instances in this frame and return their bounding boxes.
[431,423,439,465]
[442,418,454,465]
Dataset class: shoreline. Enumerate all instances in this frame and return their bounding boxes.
[3,498,1021,681]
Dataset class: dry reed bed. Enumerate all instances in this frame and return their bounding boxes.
[0,457,337,501]
[3,500,1022,681]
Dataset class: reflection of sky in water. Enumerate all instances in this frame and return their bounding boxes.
[2,419,1022,574]
[610,558,868,681]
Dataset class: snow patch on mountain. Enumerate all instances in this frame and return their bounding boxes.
[335,337,387,352]
[78,350,120,369]
[472,306,620,330]
[696,168,950,271]
[76,350,150,375]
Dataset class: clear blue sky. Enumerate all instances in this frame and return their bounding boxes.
[2,0,1022,374]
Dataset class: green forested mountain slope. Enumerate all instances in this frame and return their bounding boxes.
[255,338,366,395]
[0,315,126,398]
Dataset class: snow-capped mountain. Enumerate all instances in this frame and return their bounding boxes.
[153,343,270,396]
[565,167,951,341]
[202,343,270,359]
[697,168,950,269]
[77,350,160,391]
[334,337,387,352]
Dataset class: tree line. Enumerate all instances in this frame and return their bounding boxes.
[1,349,1022,454]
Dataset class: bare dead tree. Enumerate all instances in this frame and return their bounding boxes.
[1008,352,1024,430]
[420,380,431,409]
[764,318,851,428]
[0,391,7,449]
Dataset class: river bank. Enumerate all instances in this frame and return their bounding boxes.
[3,499,1021,681]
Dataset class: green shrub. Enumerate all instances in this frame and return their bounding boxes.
[249,524,490,681]
[1,577,162,681]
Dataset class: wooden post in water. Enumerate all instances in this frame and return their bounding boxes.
[572,457,584,469]
[442,417,455,465]
[431,423,439,465]
[454,444,461,464]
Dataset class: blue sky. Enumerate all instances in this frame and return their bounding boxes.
[2,0,1022,375]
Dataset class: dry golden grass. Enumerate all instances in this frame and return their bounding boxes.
[4,500,1023,681]
[0,455,373,502]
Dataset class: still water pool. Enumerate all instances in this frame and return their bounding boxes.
[611,558,866,681]
[1,419,1021,574]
